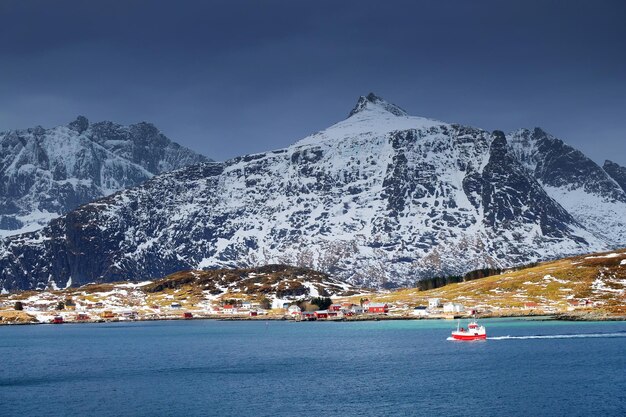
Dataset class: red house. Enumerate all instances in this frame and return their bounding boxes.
[301,311,316,321]
[368,303,389,314]
[568,299,592,308]
[249,311,258,317]
[329,304,342,312]
[76,313,90,321]
[314,310,328,319]
[183,312,193,319]
[52,316,64,324]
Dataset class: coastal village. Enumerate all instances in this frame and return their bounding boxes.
[0,290,607,325]
[1,248,625,325]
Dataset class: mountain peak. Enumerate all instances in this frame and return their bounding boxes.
[68,115,89,134]
[604,159,620,169]
[348,93,408,117]
[0,116,208,238]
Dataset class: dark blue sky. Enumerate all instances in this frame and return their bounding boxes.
[1,0,625,164]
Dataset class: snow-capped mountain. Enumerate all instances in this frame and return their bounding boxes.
[0,116,207,237]
[506,128,626,244]
[1,94,625,291]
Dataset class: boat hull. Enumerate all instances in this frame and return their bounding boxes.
[451,332,486,341]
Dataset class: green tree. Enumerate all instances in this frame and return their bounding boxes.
[310,297,332,310]
[14,301,23,311]
[56,301,65,310]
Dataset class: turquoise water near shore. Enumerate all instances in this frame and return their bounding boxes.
[1,318,625,416]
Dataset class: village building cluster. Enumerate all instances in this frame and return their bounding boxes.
[408,297,599,318]
[285,301,389,320]
[0,285,604,325]
[0,291,397,324]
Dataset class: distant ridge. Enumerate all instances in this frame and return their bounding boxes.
[0,116,208,237]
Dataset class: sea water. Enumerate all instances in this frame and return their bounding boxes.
[1,318,625,416]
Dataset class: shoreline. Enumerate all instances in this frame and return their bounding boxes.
[2,311,625,326]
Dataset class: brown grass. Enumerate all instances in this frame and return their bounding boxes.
[338,249,626,315]
[0,310,38,324]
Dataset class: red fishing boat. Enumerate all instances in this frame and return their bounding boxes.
[450,320,486,341]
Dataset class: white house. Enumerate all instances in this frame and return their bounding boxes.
[411,306,430,317]
[443,302,465,313]
[428,298,441,309]
[120,310,137,320]
[350,306,366,314]
[288,305,302,315]
[271,299,292,309]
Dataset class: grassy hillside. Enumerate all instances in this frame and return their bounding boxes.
[349,249,626,317]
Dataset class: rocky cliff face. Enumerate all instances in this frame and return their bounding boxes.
[0,95,623,291]
[507,128,626,244]
[603,160,626,194]
[0,117,207,237]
